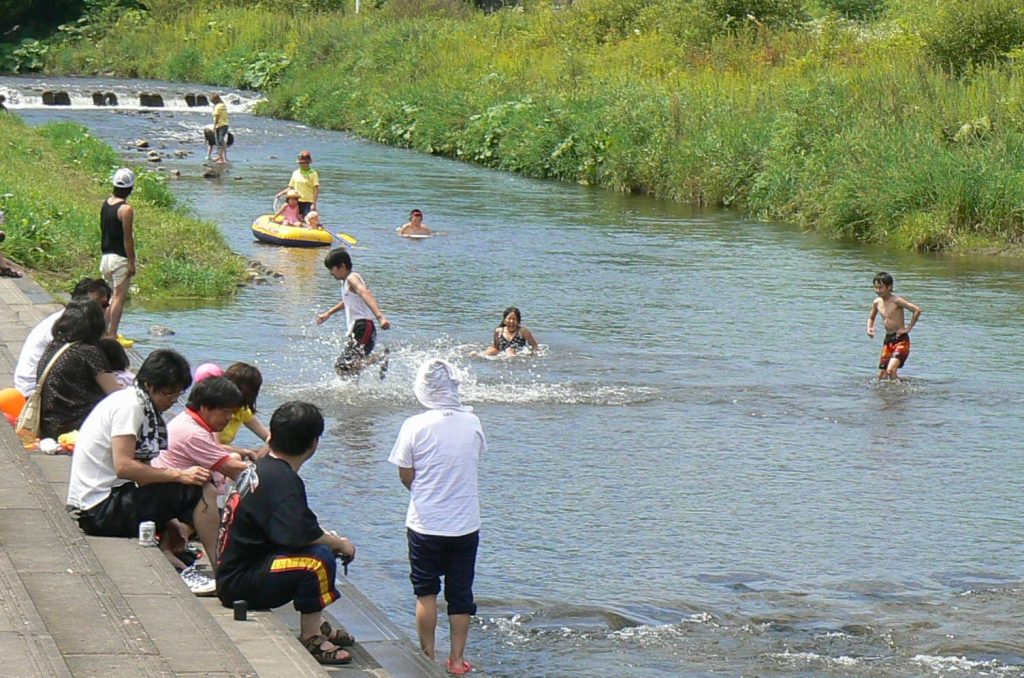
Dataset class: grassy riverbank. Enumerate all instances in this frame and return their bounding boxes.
[0,116,245,300]
[39,0,1024,253]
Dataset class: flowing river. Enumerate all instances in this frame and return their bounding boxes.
[4,76,1023,677]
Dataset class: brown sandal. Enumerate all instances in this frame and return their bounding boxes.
[302,634,353,665]
[320,620,355,647]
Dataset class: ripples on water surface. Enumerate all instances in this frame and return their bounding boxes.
[5,77,1023,677]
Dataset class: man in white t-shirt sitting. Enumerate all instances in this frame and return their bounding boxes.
[14,278,112,397]
[388,359,486,676]
[67,349,220,596]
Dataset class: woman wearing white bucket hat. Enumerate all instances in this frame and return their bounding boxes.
[388,359,486,675]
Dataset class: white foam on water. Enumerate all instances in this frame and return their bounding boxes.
[912,654,1022,675]
[282,336,660,408]
[0,83,263,113]
[768,650,863,668]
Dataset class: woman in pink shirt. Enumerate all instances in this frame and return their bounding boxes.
[153,377,254,496]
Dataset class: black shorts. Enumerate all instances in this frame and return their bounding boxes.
[77,482,205,538]
[407,528,478,615]
[218,544,339,614]
[335,319,377,374]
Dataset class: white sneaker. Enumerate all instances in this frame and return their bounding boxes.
[180,564,216,597]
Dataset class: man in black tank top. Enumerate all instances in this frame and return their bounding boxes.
[100,168,136,341]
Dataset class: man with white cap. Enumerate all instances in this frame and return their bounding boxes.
[100,167,136,343]
[388,359,486,675]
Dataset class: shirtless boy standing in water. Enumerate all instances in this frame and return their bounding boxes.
[867,272,922,380]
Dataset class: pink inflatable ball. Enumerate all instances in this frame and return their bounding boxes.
[193,363,224,383]
[0,387,26,420]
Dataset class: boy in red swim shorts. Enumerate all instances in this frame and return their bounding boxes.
[867,272,922,380]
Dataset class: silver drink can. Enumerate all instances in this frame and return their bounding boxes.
[138,521,157,546]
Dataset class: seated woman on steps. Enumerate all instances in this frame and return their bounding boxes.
[37,299,122,439]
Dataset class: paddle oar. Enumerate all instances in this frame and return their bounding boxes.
[333,231,358,245]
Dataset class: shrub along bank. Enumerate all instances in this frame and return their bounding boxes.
[40,0,1024,253]
[0,116,246,300]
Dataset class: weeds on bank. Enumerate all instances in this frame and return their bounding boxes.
[36,0,1024,252]
[0,118,245,299]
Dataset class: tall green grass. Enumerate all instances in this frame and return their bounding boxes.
[42,0,1024,252]
[0,117,246,299]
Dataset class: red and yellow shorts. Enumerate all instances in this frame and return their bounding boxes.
[879,333,910,370]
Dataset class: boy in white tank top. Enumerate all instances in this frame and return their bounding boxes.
[315,248,391,377]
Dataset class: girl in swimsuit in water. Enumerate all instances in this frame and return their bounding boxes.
[484,306,538,356]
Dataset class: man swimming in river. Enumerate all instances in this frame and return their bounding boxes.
[398,209,432,238]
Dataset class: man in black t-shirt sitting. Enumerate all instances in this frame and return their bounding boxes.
[216,401,358,665]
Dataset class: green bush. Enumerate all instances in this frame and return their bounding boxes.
[699,0,808,28]
[229,51,291,91]
[816,0,886,21]
[3,39,50,73]
[567,0,660,42]
[165,47,204,82]
[923,0,1024,74]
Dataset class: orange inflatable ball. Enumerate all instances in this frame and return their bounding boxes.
[0,388,25,420]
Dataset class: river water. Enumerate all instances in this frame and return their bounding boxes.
[5,76,1023,677]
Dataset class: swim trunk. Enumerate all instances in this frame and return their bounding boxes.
[298,202,313,217]
[100,253,132,289]
[879,332,911,370]
[334,319,376,375]
[214,125,230,148]
[217,544,340,614]
[407,528,478,616]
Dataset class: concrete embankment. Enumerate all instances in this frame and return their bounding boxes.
[0,273,441,677]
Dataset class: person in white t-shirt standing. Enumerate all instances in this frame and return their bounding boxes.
[388,359,486,676]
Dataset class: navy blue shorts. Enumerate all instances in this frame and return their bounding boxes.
[298,201,313,217]
[407,528,478,616]
[217,544,339,614]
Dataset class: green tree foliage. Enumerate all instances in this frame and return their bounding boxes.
[0,0,84,40]
[923,0,1024,74]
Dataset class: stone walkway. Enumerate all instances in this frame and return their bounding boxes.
[0,274,441,677]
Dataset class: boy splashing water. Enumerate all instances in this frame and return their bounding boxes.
[867,272,922,380]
